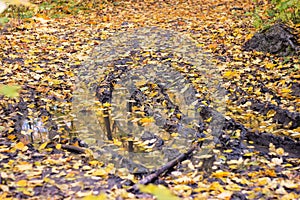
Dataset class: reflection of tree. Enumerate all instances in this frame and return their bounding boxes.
[75,27,225,172]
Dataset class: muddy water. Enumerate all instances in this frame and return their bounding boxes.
[71,27,226,172]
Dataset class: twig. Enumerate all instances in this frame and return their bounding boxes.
[46,143,86,154]
[130,141,202,191]
[103,108,113,140]
[61,144,86,154]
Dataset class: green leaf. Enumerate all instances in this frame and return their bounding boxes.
[0,17,9,24]
[0,85,21,98]
[138,184,180,200]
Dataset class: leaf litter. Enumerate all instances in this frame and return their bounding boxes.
[0,0,299,199]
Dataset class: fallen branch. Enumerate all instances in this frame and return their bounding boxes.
[61,144,86,154]
[45,143,86,154]
[130,141,203,192]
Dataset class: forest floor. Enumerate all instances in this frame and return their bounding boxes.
[0,0,299,199]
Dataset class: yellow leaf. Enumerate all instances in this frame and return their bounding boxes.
[275,147,285,156]
[247,86,253,92]
[92,169,108,177]
[31,66,46,73]
[269,143,276,152]
[102,15,111,22]
[205,117,212,123]
[208,43,218,49]
[55,144,62,150]
[7,134,16,140]
[43,177,55,184]
[267,110,276,118]
[280,88,291,95]
[223,70,238,79]
[89,160,99,166]
[84,148,94,159]
[212,171,231,178]
[103,102,111,107]
[83,193,106,200]
[176,113,181,119]
[149,91,158,98]
[38,141,48,150]
[246,33,254,40]
[243,152,255,157]
[23,189,33,196]
[138,184,180,200]
[27,103,35,109]
[113,138,122,146]
[257,177,270,186]
[201,100,208,106]
[17,179,27,187]
[209,182,224,192]
[171,132,179,137]
[139,117,155,125]
[265,169,276,177]
[15,142,25,151]
[223,149,233,153]
[225,184,241,191]
[265,62,276,69]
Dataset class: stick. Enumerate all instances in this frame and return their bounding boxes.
[130,141,202,191]
[61,144,86,154]
[103,108,113,141]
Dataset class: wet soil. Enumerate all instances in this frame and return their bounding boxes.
[88,52,300,161]
[6,50,299,163]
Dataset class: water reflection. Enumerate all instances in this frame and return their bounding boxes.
[73,27,226,172]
